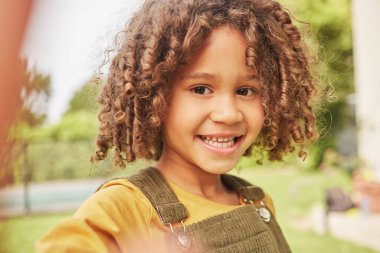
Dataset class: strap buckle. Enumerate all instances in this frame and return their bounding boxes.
[166,220,192,251]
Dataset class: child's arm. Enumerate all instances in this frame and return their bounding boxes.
[36,217,119,252]
[36,181,154,252]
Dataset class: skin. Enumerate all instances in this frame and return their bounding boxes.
[0,0,34,163]
[157,26,265,205]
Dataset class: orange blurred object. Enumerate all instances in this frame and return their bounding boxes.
[0,0,34,157]
[353,169,380,213]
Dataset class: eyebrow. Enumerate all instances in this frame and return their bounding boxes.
[246,74,259,81]
[180,72,258,81]
[180,72,216,80]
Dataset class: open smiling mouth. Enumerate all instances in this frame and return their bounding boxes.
[197,135,243,149]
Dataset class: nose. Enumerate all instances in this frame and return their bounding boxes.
[210,95,243,125]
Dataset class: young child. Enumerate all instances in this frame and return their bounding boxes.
[37,0,317,252]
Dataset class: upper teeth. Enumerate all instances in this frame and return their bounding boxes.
[203,136,235,142]
[200,136,237,149]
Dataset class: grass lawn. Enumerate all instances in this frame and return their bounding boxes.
[0,213,71,253]
[235,167,377,253]
[0,167,378,253]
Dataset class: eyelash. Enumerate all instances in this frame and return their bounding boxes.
[191,85,258,97]
[191,86,213,95]
[236,87,258,97]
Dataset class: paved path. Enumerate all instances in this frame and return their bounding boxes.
[328,212,380,252]
[307,205,380,252]
[0,179,105,218]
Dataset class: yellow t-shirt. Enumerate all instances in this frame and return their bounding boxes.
[36,178,275,253]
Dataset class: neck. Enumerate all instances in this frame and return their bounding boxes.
[156,150,235,202]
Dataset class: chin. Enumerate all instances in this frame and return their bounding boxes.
[200,161,237,175]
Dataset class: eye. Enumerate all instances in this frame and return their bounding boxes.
[191,86,213,95]
[236,87,258,97]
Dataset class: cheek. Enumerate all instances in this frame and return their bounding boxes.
[257,103,266,124]
[166,93,203,124]
[163,103,192,135]
[247,102,265,133]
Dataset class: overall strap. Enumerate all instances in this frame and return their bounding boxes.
[221,174,265,203]
[126,169,291,252]
[127,167,189,225]
[222,174,291,253]
[126,168,266,224]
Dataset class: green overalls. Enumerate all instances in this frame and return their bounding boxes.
[125,167,292,253]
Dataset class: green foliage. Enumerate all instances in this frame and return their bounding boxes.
[65,81,102,115]
[43,111,98,142]
[22,141,146,182]
[3,79,102,186]
[5,113,100,185]
[17,80,110,182]
[282,0,353,91]
[18,59,51,127]
[1,60,52,187]
[281,0,354,168]
[51,81,102,142]
[32,80,101,138]
[29,141,108,182]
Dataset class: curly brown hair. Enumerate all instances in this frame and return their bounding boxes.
[91,0,318,167]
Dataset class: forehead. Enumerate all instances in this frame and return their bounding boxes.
[174,26,257,80]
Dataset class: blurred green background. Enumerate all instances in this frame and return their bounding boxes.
[1,0,356,185]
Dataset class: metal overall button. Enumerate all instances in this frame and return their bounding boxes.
[243,198,271,223]
[257,205,271,223]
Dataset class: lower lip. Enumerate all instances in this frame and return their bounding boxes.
[196,136,242,155]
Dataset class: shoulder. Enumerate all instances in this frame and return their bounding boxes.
[36,178,155,252]
[96,177,151,202]
[75,178,153,220]
[222,173,276,216]
[263,192,276,216]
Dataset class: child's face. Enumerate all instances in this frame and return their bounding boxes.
[161,26,265,175]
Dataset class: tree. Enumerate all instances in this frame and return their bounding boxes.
[46,80,101,142]
[0,59,51,188]
[18,59,51,125]
[23,80,107,182]
[65,80,101,115]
